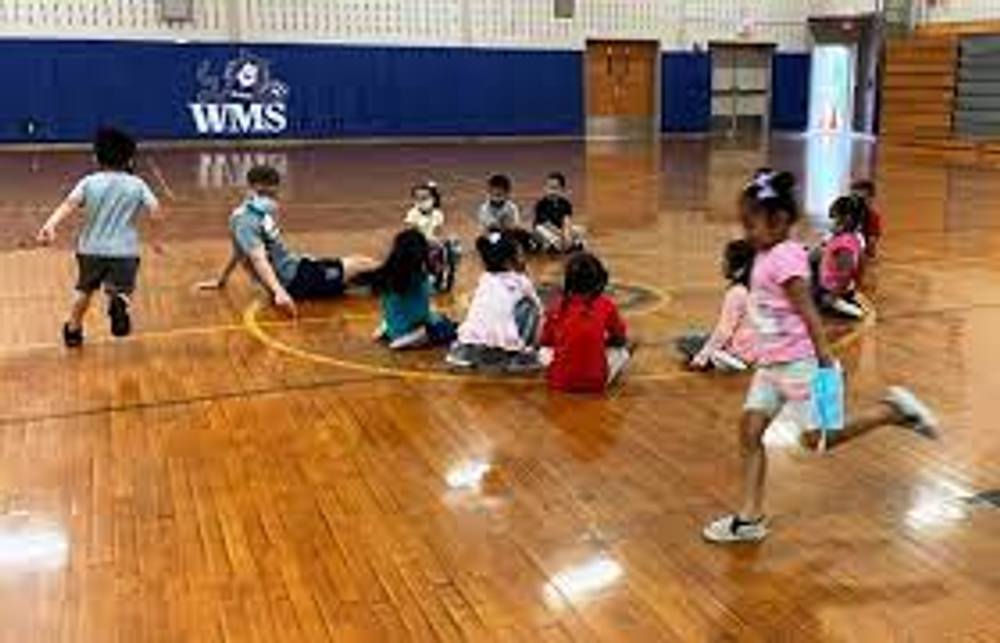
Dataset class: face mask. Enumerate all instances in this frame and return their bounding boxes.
[489,197,506,207]
[417,198,435,213]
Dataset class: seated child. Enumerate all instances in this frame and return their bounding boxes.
[813,195,867,320]
[540,252,631,393]
[532,172,585,254]
[675,239,758,372]
[851,178,882,259]
[476,174,536,253]
[404,181,461,292]
[368,229,456,350]
[446,231,543,372]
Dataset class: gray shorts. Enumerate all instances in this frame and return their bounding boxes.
[75,254,140,294]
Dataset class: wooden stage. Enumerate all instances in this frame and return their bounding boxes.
[0,135,998,642]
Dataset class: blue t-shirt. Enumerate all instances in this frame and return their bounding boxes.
[70,172,159,257]
[380,278,434,340]
[229,194,301,287]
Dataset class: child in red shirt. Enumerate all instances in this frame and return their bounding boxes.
[851,179,882,259]
[540,252,631,393]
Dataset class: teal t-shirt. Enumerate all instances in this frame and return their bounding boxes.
[70,171,159,257]
[230,194,301,287]
[380,278,434,340]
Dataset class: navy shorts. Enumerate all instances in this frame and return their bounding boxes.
[287,258,346,300]
[75,254,140,294]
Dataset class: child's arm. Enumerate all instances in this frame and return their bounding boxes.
[784,277,834,366]
[36,193,84,245]
[196,251,241,290]
[605,302,628,348]
[692,287,744,367]
[247,246,297,317]
[145,201,166,255]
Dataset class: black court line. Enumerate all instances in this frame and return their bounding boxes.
[0,373,395,428]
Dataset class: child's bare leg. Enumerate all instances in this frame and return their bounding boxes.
[738,411,772,520]
[801,402,900,450]
[68,290,94,330]
[340,255,378,282]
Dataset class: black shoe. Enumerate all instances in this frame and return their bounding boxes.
[62,323,84,348]
[108,294,132,338]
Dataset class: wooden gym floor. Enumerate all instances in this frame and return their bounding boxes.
[0,135,998,642]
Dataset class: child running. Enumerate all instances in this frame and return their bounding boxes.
[533,172,585,254]
[404,181,460,292]
[198,165,376,315]
[446,231,542,372]
[37,127,164,347]
[851,179,882,259]
[675,239,758,372]
[539,252,631,393]
[368,229,456,350]
[703,170,939,545]
[813,195,867,320]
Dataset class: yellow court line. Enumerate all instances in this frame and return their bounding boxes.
[241,294,876,385]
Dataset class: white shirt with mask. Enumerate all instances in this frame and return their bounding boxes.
[405,204,445,241]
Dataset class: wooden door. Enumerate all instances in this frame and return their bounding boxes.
[586,40,658,119]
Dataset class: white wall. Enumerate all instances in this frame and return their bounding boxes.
[0,0,819,50]
[922,0,1000,23]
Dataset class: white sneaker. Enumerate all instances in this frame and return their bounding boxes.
[830,297,865,319]
[702,515,769,544]
[884,386,940,439]
[389,327,429,350]
[710,350,749,372]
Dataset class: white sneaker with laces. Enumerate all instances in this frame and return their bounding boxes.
[884,386,940,439]
[702,515,769,544]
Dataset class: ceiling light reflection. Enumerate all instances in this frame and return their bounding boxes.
[905,480,973,530]
[543,555,623,607]
[0,513,69,572]
[445,458,492,491]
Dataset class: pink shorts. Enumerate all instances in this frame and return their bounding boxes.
[744,359,818,429]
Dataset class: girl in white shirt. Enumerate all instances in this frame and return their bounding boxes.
[404,182,460,292]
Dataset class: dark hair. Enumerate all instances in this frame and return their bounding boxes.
[742,171,799,226]
[475,231,519,273]
[851,179,876,198]
[724,239,755,287]
[563,251,609,301]
[546,172,567,188]
[94,127,137,171]
[366,229,430,294]
[488,174,512,193]
[829,195,866,233]
[247,164,281,188]
[412,181,442,209]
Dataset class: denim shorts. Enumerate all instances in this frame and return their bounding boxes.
[744,358,818,429]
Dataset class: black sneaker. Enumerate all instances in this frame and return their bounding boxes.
[62,323,84,348]
[108,294,132,338]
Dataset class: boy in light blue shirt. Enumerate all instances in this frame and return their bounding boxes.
[37,128,163,347]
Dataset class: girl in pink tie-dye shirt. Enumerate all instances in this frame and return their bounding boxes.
[702,171,940,546]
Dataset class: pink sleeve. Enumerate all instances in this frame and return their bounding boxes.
[771,243,810,286]
[695,286,747,362]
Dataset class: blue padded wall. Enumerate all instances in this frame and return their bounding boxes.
[661,52,711,132]
[771,53,811,132]
[0,39,583,142]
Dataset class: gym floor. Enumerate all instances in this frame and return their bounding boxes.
[0,135,998,642]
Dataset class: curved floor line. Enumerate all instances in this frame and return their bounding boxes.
[241,294,876,385]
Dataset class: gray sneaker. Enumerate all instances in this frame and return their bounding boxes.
[884,386,940,439]
[702,514,768,544]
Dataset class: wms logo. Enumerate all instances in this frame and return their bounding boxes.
[189,49,289,136]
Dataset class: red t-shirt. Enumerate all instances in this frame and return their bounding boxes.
[541,294,627,393]
[864,206,883,251]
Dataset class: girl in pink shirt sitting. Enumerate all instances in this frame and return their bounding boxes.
[676,239,758,372]
[813,195,867,320]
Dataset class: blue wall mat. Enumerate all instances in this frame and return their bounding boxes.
[0,39,584,142]
[772,53,811,131]
[661,52,711,132]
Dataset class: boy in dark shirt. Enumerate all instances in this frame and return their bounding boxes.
[533,172,584,254]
